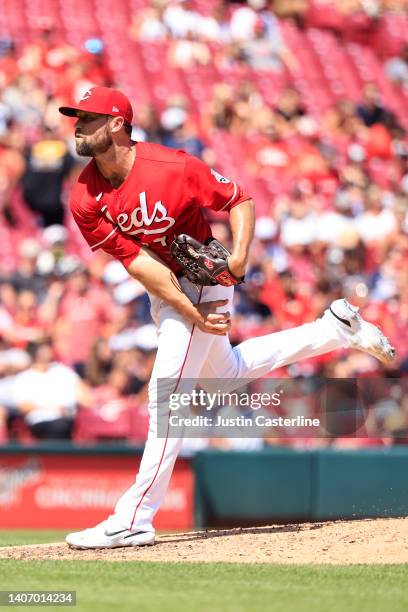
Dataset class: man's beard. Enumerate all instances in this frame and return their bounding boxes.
[75,128,113,157]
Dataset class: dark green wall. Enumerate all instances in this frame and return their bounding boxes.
[194,448,408,527]
[194,448,313,526]
[313,448,408,519]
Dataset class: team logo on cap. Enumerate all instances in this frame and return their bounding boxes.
[80,90,92,101]
[112,106,119,112]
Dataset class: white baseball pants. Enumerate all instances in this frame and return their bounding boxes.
[112,278,345,533]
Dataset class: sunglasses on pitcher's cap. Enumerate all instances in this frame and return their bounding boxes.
[59,86,133,124]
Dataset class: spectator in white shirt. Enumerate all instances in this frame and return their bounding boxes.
[163,0,202,39]
[13,341,86,440]
[316,191,357,245]
[280,196,318,248]
[385,45,408,89]
[130,0,168,41]
[356,186,397,245]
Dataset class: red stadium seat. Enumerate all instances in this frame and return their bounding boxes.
[73,401,148,443]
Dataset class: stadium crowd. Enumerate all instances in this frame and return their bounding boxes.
[0,0,407,447]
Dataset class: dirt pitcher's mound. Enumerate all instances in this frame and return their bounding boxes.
[2,518,408,564]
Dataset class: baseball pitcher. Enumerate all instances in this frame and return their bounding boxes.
[59,87,395,549]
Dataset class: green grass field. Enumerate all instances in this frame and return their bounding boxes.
[0,529,67,547]
[0,531,407,612]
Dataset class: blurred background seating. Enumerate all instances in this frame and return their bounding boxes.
[0,0,407,446]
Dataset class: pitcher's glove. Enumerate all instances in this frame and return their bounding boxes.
[170,234,244,287]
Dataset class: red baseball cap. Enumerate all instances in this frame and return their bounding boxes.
[59,86,133,124]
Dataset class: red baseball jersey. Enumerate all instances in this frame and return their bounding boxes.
[70,142,249,272]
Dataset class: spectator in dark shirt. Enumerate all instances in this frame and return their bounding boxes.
[9,238,46,298]
[161,109,205,158]
[132,104,166,143]
[356,82,395,128]
[275,87,305,123]
[21,126,75,226]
